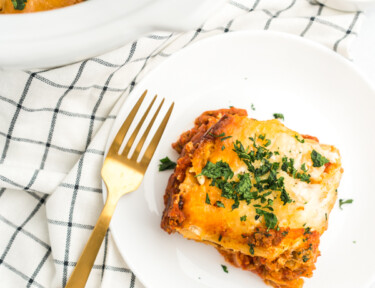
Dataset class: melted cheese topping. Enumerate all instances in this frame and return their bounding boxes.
[175,116,342,258]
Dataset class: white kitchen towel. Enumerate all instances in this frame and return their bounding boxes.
[0,0,363,287]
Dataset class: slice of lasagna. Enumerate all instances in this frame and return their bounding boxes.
[161,108,343,288]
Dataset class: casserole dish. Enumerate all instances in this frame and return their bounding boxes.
[0,0,224,69]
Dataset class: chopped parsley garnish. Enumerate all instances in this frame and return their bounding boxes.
[304,227,311,235]
[218,234,222,242]
[215,201,225,208]
[221,136,233,141]
[296,172,311,183]
[209,132,226,138]
[249,243,255,255]
[281,157,295,174]
[280,189,292,205]
[273,113,284,121]
[311,150,329,167]
[232,137,296,227]
[199,132,320,231]
[158,157,176,171]
[251,103,256,111]
[295,135,305,143]
[281,157,310,183]
[199,161,234,181]
[339,199,353,210]
[221,145,225,151]
[235,173,253,200]
[231,202,239,210]
[282,231,289,236]
[233,140,251,161]
[255,209,278,229]
[325,213,327,221]
[205,193,211,205]
[11,0,27,10]
[302,256,309,262]
[221,265,228,273]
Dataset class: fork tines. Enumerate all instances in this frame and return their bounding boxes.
[108,90,174,167]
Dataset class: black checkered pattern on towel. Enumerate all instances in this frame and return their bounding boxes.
[0,0,362,287]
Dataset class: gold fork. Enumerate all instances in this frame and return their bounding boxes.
[65,90,174,288]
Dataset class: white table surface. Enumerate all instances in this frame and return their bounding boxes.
[352,7,375,85]
[351,7,375,288]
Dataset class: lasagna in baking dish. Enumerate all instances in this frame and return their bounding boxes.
[0,0,84,13]
[161,108,343,288]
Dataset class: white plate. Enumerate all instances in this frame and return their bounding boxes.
[104,31,375,288]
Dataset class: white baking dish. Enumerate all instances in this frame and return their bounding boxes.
[0,0,225,70]
[316,0,375,12]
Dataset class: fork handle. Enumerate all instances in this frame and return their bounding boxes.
[65,195,119,288]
